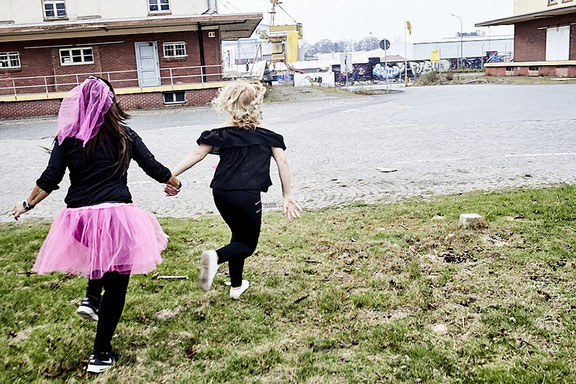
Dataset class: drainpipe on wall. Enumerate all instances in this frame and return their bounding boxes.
[198,23,208,83]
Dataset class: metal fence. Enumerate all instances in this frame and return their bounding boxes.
[0,64,225,98]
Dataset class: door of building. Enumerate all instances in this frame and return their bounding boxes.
[546,26,571,61]
[135,42,161,87]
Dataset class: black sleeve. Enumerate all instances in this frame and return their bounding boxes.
[197,129,222,154]
[129,129,171,183]
[269,132,286,150]
[36,140,67,193]
[260,129,286,150]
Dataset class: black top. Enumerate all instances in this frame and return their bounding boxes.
[197,127,286,192]
[37,127,171,208]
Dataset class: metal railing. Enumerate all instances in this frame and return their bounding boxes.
[0,64,227,98]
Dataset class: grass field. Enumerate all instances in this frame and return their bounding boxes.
[1,186,575,383]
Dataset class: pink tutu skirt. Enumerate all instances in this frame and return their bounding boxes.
[33,203,167,280]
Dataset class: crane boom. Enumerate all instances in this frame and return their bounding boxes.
[269,0,279,26]
[276,4,298,24]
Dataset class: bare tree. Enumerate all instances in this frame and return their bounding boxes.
[307,36,381,56]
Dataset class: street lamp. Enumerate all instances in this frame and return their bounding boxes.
[449,13,463,70]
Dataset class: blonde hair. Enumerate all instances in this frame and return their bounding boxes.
[212,80,266,130]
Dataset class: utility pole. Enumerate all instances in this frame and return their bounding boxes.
[404,21,409,87]
[449,13,463,70]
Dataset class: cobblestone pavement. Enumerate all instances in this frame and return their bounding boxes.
[1,84,576,222]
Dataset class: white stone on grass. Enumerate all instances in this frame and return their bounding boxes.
[459,213,484,228]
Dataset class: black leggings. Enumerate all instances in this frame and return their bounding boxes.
[86,271,130,355]
[213,189,262,288]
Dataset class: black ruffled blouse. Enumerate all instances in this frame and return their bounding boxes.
[197,127,286,192]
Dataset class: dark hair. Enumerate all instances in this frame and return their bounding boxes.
[84,77,132,175]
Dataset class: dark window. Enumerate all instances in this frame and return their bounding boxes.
[59,47,94,65]
[163,91,186,104]
[44,0,67,18]
[163,42,187,58]
[0,52,21,69]
[149,0,170,12]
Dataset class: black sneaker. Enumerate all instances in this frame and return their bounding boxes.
[86,351,118,374]
[76,297,99,321]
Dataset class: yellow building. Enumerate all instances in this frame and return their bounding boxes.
[514,0,575,15]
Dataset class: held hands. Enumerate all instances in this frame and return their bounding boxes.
[164,181,181,197]
[283,196,302,222]
[164,176,182,197]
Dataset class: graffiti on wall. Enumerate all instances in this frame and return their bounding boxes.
[333,63,373,83]
[331,53,508,84]
[410,51,510,74]
[372,63,402,80]
[333,61,408,84]
[328,49,511,84]
[448,58,484,70]
[410,54,508,75]
[409,60,451,76]
[485,51,507,63]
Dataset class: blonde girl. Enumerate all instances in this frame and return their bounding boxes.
[167,80,301,298]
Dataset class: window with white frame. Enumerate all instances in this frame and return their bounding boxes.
[43,0,67,18]
[163,42,187,58]
[163,91,186,104]
[149,0,170,12]
[59,48,94,65]
[0,52,21,69]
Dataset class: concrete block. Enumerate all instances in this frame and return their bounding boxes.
[459,213,484,228]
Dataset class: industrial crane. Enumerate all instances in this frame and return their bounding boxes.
[260,0,303,66]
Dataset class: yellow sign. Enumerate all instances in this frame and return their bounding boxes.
[431,49,441,63]
[407,21,412,35]
[286,31,299,62]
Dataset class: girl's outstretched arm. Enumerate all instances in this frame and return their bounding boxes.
[172,144,213,177]
[13,139,64,220]
[272,147,302,221]
[12,185,50,220]
[165,144,213,196]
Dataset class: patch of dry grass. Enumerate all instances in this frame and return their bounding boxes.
[264,86,355,102]
[414,72,576,87]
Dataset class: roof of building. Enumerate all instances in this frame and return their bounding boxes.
[0,13,263,42]
[476,5,576,27]
[414,35,514,45]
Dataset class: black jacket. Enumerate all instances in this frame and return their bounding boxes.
[37,127,171,208]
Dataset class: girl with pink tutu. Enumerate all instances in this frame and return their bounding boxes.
[167,80,301,299]
[11,77,180,374]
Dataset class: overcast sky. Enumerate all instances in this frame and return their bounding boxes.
[222,0,514,44]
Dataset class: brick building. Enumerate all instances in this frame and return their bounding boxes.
[0,0,262,118]
[477,0,576,77]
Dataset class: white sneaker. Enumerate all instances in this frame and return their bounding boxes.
[230,280,250,299]
[86,352,117,374]
[199,250,219,291]
[76,297,99,321]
